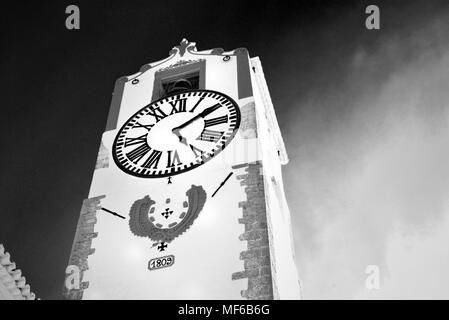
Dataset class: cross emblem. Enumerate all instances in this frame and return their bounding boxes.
[157,242,168,251]
[161,208,173,219]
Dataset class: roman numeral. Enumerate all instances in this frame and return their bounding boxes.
[126,143,152,163]
[125,134,147,147]
[189,95,205,113]
[204,115,228,127]
[167,150,181,167]
[169,98,187,114]
[133,122,154,130]
[189,144,204,157]
[197,129,223,143]
[142,149,163,169]
[147,107,167,122]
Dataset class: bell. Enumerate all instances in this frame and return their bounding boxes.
[166,78,193,95]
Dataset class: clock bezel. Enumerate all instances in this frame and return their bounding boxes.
[112,89,241,178]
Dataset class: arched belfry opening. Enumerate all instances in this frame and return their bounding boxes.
[162,75,199,97]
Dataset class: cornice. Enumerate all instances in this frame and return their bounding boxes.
[0,244,36,300]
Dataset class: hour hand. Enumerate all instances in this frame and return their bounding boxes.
[199,103,221,118]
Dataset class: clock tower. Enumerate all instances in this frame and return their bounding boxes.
[63,39,301,300]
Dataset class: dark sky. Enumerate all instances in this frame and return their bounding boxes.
[1,1,448,299]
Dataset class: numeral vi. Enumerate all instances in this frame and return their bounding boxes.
[167,150,181,167]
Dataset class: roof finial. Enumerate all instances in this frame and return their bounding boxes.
[170,39,196,57]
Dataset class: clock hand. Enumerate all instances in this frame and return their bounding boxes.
[198,103,221,118]
[172,128,188,145]
[172,103,221,132]
[211,172,234,197]
[101,207,126,219]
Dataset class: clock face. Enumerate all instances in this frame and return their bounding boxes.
[113,89,241,178]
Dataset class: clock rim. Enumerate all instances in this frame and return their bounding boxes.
[112,89,241,179]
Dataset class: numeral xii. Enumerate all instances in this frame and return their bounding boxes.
[169,98,187,114]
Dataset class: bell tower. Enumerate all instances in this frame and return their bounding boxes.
[63,39,301,300]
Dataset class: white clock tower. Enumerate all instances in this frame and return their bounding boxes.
[64,39,301,300]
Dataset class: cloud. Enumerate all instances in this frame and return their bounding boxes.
[284,12,449,298]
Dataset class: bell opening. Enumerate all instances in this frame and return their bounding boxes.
[162,73,200,97]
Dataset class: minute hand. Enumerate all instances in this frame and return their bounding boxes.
[172,103,221,131]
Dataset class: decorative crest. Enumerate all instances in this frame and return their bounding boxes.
[169,38,197,57]
[129,185,207,243]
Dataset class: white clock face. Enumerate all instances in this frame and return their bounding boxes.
[113,89,241,178]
